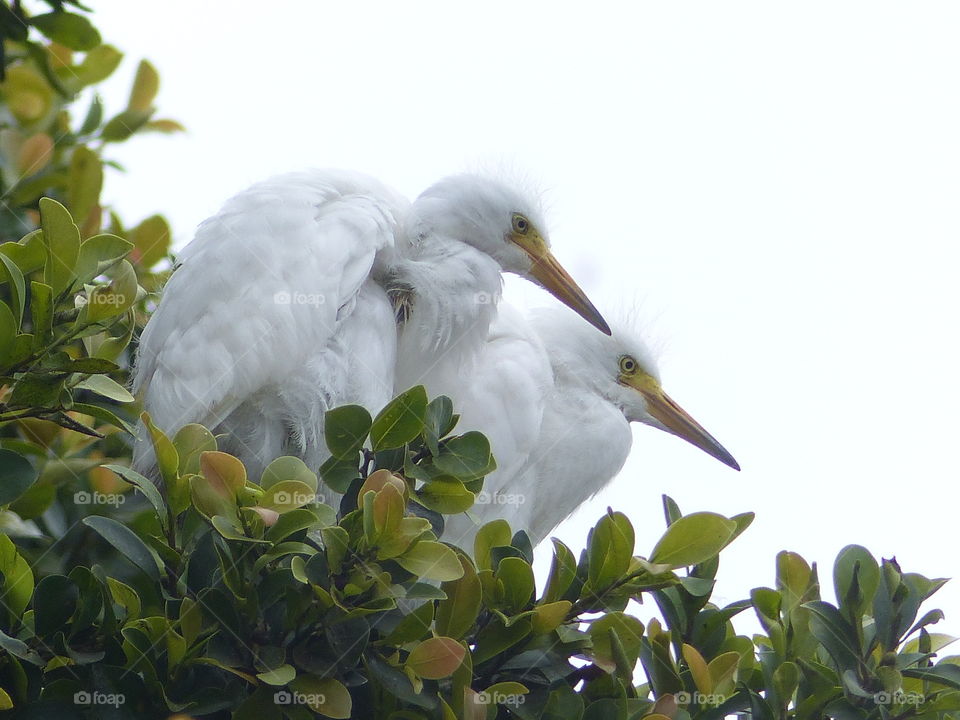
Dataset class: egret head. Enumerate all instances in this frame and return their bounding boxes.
[530,308,740,471]
[409,175,610,334]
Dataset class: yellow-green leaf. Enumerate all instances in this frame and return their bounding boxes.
[128,60,159,112]
[407,637,466,680]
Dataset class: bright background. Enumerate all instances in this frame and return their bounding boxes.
[92,2,960,621]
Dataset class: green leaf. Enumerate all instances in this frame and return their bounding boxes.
[588,510,634,590]
[0,254,25,330]
[0,450,37,506]
[397,541,464,581]
[261,455,318,493]
[417,475,475,514]
[74,373,134,402]
[29,281,53,349]
[128,59,159,112]
[370,385,428,451]
[30,12,101,50]
[324,404,372,460]
[474,519,512,572]
[32,574,78,637]
[82,515,162,580]
[266,506,329,542]
[68,146,103,225]
[101,109,152,142]
[531,600,572,634]
[199,450,246,498]
[497,556,536,613]
[433,431,494,480]
[75,233,132,285]
[407,637,466,679]
[591,613,645,675]
[256,663,296,686]
[85,258,138,322]
[103,464,167,531]
[0,534,33,621]
[288,676,352,718]
[0,303,16,369]
[73,46,123,87]
[259,480,316,514]
[803,600,863,673]
[106,577,141,620]
[39,197,80,295]
[424,394,455,454]
[901,664,960,691]
[172,423,217,475]
[319,454,359,494]
[128,214,171,268]
[385,598,435,645]
[833,544,880,620]
[437,556,482,639]
[649,511,737,568]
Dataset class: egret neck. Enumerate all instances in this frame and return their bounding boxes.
[392,237,503,393]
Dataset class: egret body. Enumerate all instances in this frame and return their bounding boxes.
[442,306,739,549]
[132,170,608,477]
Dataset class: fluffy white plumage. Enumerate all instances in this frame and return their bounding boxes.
[132,169,608,479]
[441,306,739,550]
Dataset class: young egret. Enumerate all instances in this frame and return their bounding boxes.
[441,306,739,550]
[132,170,608,477]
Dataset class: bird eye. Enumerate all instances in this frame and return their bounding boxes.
[619,356,638,374]
[512,214,530,234]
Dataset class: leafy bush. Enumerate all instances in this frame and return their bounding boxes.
[1,4,959,720]
[1,357,959,718]
[0,0,177,544]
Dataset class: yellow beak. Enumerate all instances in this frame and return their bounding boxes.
[631,377,740,471]
[520,241,610,335]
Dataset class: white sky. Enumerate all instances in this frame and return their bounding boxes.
[92,2,960,626]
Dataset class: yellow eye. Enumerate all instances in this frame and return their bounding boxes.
[512,214,530,234]
[619,355,638,374]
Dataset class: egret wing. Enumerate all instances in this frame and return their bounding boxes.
[132,170,408,436]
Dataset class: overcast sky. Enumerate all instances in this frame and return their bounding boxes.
[92,2,960,625]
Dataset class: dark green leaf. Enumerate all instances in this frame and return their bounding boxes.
[82,515,162,580]
[370,385,428,451]
[0,450,37,505]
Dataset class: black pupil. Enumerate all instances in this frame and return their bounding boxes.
[517,218,526,230]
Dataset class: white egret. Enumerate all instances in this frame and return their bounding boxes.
[441,306,739,549]
[132,170,609,477]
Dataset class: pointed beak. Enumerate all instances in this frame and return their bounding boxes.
[637,381,740,471]
[526,249,611,335]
